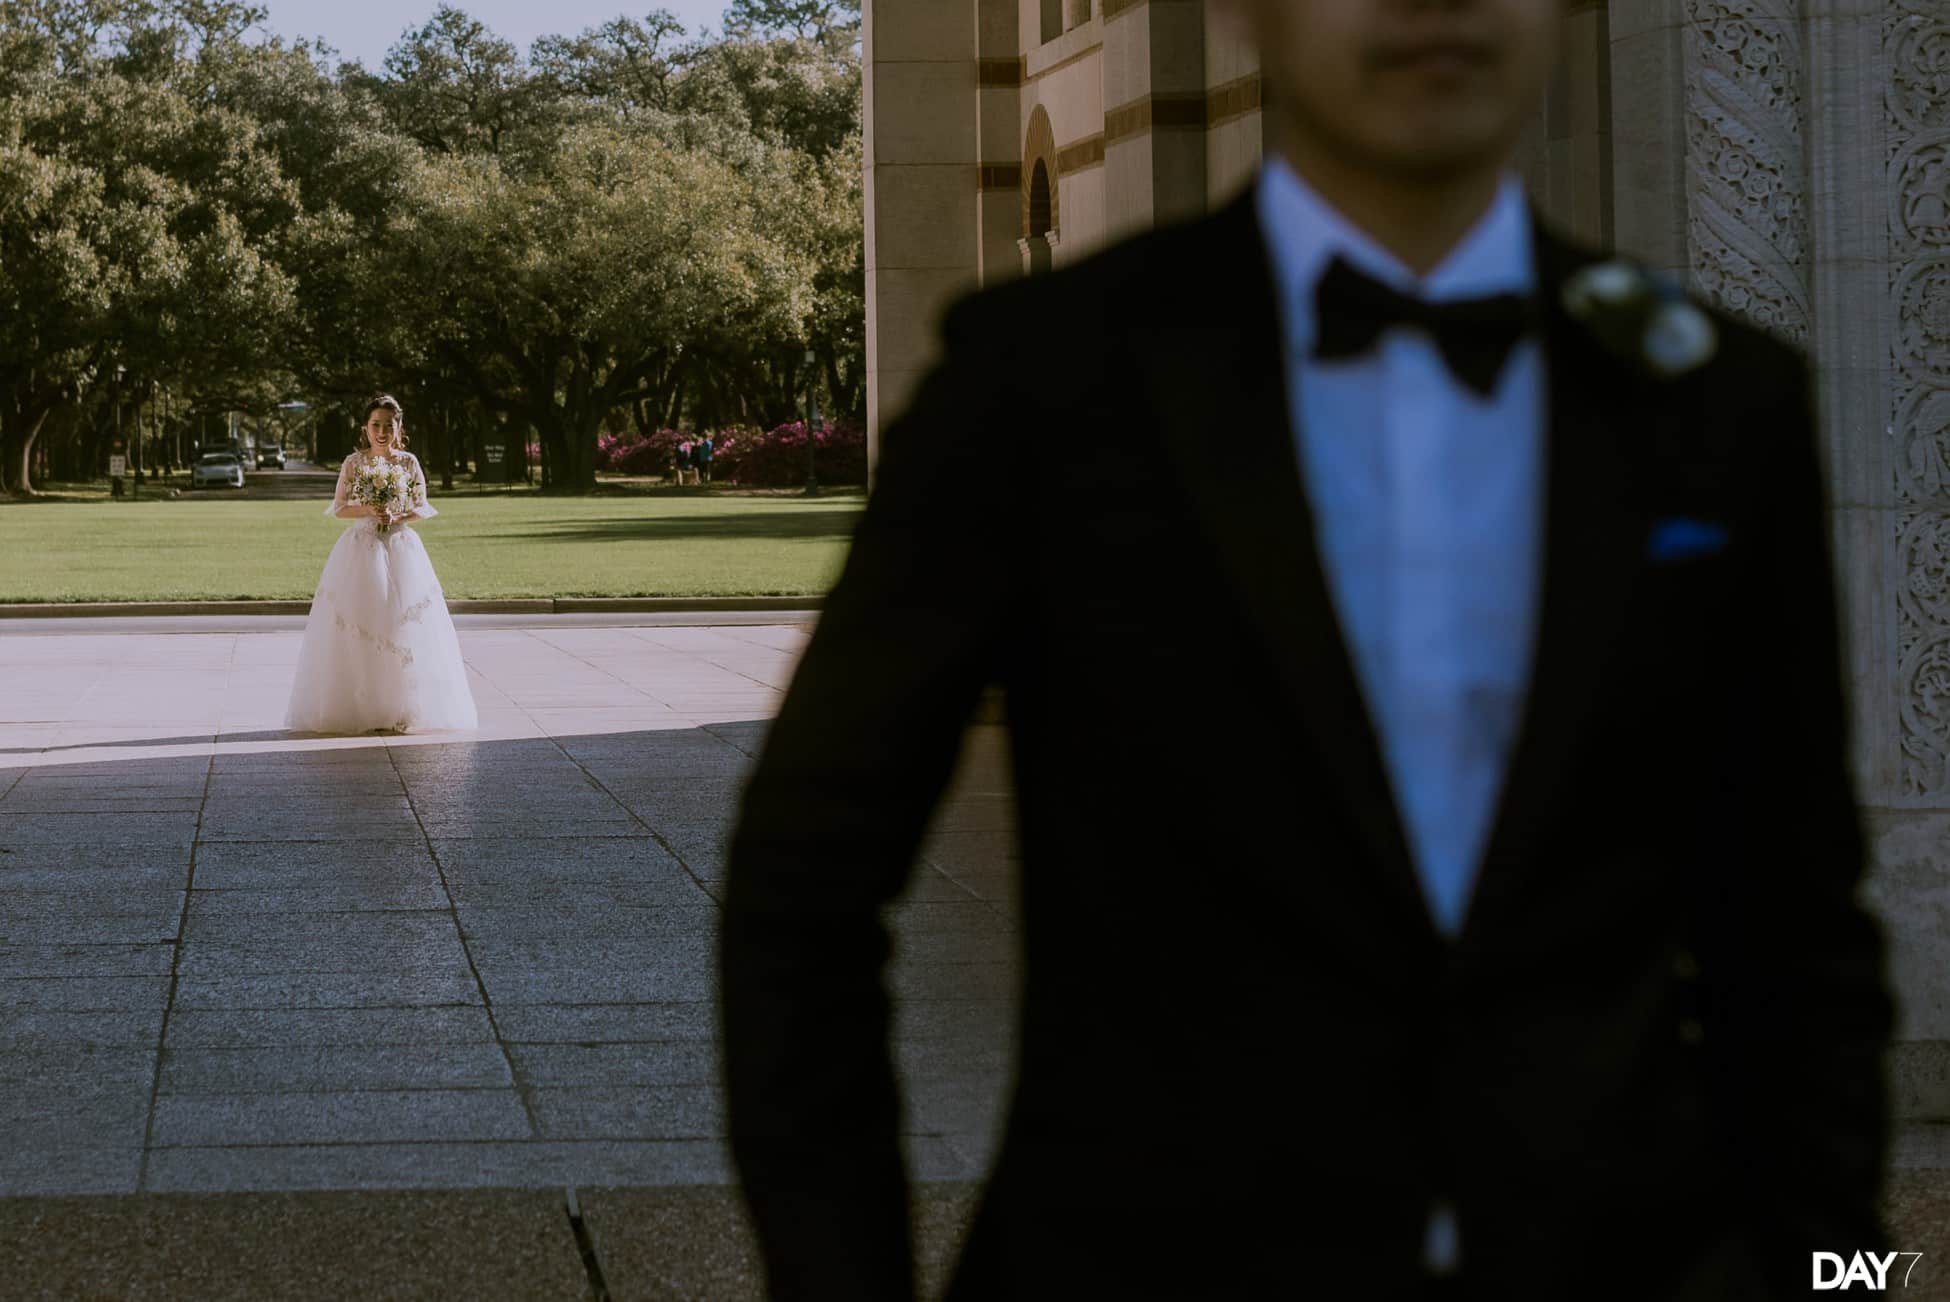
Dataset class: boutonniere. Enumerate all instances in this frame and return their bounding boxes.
[1561,260,1718,378]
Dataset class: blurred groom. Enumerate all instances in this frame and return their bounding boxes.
[719,1,1895,1298]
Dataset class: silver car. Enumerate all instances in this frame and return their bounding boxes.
[191,452,245,489]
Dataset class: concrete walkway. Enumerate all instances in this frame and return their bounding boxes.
[3,620,1945,1299]
[0,619,1017,1297]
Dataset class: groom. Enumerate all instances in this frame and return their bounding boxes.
[718,0,1895,1297]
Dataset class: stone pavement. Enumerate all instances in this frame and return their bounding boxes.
[3,618,1947,1299]
[0,618,1016,1297]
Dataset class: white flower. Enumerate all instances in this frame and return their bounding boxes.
[1562,257,1720,378]
[1642,300,1719,375]
[1563,260,1646,315]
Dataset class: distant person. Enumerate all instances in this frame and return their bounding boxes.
[696,434,714,484]
[677,437,695,485]
[718,0,1893,1298]
[286,394,477,735]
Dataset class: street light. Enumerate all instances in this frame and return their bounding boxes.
[116,365,134,500]
[803,346,820,498]
[166,384,179,480]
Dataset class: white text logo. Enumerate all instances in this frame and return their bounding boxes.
[1813,1252,1924,1291]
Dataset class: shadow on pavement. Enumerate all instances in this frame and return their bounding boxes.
[0,719,1020,1297]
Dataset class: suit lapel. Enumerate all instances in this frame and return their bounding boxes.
[1459,228,1656,945]
[1143,190,1436,946]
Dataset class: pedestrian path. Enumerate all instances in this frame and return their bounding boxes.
[0,621,1019,1206]
[6,621,1945,1299]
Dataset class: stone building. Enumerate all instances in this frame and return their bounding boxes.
[862,0,1950,1136]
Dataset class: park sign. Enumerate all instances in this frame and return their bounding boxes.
[481,440,521,484]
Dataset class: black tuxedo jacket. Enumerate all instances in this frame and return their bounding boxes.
[718,184,1894,1300]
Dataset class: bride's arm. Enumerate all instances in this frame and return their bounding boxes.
[329,456,376,519]
[403,454,438,521]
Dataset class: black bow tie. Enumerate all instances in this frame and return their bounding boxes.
[1311,255,1538,397]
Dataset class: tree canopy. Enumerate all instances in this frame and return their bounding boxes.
[0,0,864,493]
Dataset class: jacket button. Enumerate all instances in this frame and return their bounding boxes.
[1672,950,1701,981]
[1678,1018,1706,1045]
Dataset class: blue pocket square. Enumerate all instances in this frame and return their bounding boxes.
[1646,516,1731,563]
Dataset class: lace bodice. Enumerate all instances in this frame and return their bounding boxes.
[329,450,437,523]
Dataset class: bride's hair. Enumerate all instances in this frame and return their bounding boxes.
[357,394,410,453]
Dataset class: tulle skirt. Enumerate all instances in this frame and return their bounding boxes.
[285,519,478,734]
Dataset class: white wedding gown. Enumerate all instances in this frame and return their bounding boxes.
[285,450,479,734]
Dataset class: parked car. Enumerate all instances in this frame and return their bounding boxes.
[191,452,246,489]
[257,445,286,469]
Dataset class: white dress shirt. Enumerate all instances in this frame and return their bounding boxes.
[1255,155,1547,1276]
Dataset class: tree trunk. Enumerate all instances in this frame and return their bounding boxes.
[663,370,688,431]
[9,408,50,497]
[538,413,599,494]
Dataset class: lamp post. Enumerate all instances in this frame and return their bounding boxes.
[117,366,135,499]
[803,347,820,498]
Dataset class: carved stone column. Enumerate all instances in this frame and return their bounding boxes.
[1682,0,1812,341]
[1613,0,1950,1119]
[1872,1,1950,1120]
[1884,4,1950,803]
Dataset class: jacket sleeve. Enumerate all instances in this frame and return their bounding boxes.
[718,295,1018,1302]
[1711,348,1895,1284]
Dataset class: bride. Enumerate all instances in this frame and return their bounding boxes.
[285,395,478,734]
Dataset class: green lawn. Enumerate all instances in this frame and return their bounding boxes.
[0,488,866,602]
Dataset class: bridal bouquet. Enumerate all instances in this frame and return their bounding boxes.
[353,461,411,533]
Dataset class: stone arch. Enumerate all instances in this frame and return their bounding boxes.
[1022,104,1059,241]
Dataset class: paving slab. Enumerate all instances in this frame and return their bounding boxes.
[529,1085,726,1141]
[492,1002,718,1044]
[158,1043,516,1094]
[179,911,460,947]
[186,883,450,913]
[0,1148,144,1197]
[151,1088,534,1147]
[0,943,178,979]
[507,1042,721,1089]
[0,1007,167,1048]
[170,970,485,1010]
[475,963,716,1007]
[174,944,474,979]
[0,975,172,1011]
[142,1140,736,1193]
[1,911,187,946]
[163,1005,497,1049]
[455,903,721,940]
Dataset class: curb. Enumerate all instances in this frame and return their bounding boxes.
[0,597,827,619]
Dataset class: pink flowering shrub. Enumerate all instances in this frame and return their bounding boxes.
[595,421,866,486]
[713,420,866,487]
[597,429,672,475]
